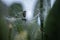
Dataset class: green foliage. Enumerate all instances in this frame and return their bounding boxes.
[14,19,23,33]
[16,22,23,33]
[44,0,60,40]
[0,1,9,40]
[9,3,23,17]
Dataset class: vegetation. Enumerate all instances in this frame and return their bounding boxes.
[0,1,9,40]
[9,3,23,18]
[44,0,60,40]
[1,0,60,40]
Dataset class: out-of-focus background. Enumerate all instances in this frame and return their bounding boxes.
[0,0,56,40]
[1,0,55,24]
